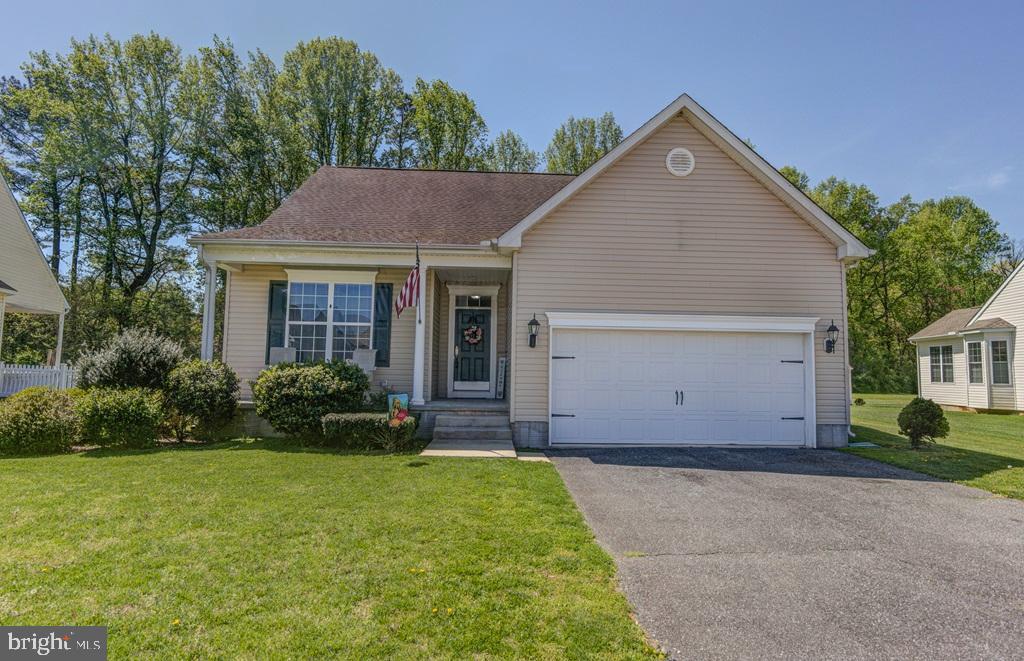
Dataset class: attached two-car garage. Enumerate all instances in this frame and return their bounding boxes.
[546,313,818,447]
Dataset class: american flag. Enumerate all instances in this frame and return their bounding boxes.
[395,244,420,319]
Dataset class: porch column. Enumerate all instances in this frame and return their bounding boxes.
[54,310,65,365]
[411,264,427,405]
[200,262,216,361]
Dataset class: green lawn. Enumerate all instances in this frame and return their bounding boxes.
[0,440,659,659]
[848,393,1024,499]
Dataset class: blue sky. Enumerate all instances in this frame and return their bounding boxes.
[2,0,1022,237]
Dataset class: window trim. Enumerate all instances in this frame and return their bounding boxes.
[990,339,1011,386]
[929,345,954,383]
[967,341,984,384]
[284,279,376,363]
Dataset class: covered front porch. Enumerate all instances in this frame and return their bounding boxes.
[197,242,514,407]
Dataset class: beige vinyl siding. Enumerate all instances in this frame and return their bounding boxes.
[511,113,850,425]
[0,178,65,314]
[916,340,968,406]
[975,269,1023,410]
[223,266,417,400]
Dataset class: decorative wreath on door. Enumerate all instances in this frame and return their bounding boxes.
[463,325,484,345]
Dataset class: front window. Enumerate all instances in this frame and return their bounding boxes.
[991,340,1010,385]
[929,345,954,383]
[967,342,983,384]
[331,284,372,361]
[287,282,373,363]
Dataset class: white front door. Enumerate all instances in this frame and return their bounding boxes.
[549,329,808,446]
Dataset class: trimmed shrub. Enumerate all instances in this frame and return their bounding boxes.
[0,387,82,455]
[165,360,239,441]
[897,397,949,449]
[78,329,185,390]
[321,412,418,451]
[324,359,371,412]
[77,388,163,449]
[252,364,344,437]
[853,397,866,406]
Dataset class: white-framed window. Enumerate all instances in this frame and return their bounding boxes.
[286,281,373,363]
[929,345,954,383]
[990,340,1010,385]
[967,341,983,384]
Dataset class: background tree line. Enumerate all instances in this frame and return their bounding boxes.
[0,32,1018,392]
[0,33,623,364]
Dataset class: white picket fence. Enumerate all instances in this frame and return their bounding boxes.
[0,363,77,397]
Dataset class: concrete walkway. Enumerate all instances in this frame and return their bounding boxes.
[419,437,516,458]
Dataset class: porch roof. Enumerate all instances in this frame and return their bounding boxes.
[192,166,575,247]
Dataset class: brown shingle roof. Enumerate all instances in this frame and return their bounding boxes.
[909,307,980,341]
[195,166,575,246]
[961,317,1014,332]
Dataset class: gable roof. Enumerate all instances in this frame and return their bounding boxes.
[968,260,1024,326]
[908,307,982,341]
[907,306,1015,341]
[495,93,873,262]
[0,174,67,314]
[193,167,575,247]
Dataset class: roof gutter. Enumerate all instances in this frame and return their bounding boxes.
[188,236,500,253]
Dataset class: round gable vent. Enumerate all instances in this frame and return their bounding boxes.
[666,147,695,177]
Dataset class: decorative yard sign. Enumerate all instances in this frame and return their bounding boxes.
[388,394,410,425]
[496,358,507,399]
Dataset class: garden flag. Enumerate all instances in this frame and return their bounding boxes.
[395,243,420,320]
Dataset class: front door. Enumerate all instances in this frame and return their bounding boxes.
[454,308,491,392]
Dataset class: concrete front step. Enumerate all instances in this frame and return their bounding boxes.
[433,427,513,441]
[434,414,510,428]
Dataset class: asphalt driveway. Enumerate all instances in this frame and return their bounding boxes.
[550,448,1024,660]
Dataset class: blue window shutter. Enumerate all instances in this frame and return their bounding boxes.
[265,281,288,363]
[374,283,393,367]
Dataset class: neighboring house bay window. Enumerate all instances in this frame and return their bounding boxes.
[991,340,1010,385]
[967,341,983,384]
[929,345,954,383]
[286,280,374,363]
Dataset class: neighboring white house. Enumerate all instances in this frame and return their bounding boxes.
[909,262,1024,412]
[0,173,70,393]
[190,93,872,449]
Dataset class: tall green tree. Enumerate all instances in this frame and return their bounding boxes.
[544,112,622,174]
[277,37,403,168]
[485,130,539,172]
[409,78,488,170]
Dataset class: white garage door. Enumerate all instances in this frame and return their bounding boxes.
[549,329,809,446]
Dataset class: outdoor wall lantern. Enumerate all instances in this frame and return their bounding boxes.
[528,314,540,348]
[824,320,840,354]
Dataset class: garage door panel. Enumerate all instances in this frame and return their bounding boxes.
[551,328,808,446]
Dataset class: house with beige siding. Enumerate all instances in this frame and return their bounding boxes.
[190,94,872,448]
[909,262,1024,412]
[0,174,69,393]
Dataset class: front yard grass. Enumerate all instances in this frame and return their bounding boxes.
[0,440,659,658]
[848,393,1024,500]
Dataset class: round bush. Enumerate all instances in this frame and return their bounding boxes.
[897,397,949,449]
[251,364,344,437]
[78,329,185,390]
[77,388,164,449]
[165,360,239,441]
[0,387,82,455]
[324,359,371,412]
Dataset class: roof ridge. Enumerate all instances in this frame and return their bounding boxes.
[324,165,576,177]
